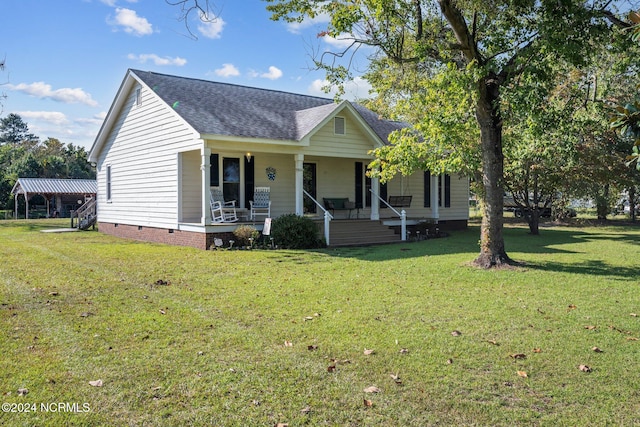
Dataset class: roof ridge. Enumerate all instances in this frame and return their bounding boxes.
[129,69,334,104]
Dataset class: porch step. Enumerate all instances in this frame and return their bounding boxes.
[321,219,402,247]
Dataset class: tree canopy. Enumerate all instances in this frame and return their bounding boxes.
[264,0,632,267]
[0,114,94,212]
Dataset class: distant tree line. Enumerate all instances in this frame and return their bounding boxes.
[0,113,95,212]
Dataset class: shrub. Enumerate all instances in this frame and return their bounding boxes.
[270,214,323,249]
[233,224,260,247]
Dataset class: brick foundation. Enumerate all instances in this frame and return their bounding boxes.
[98,222,234,250]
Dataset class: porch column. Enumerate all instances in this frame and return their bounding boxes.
[431,174,439,222]
[371,177,380,220]
[25,193,29,220]
[294,153,304,216]
[14,193,18,220]
[201,145,211,225]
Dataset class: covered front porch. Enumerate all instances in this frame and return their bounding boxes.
[176,148,442,223]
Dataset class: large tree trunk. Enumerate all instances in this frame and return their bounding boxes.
[473,76,513,268]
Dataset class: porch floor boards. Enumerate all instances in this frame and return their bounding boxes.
[319,219,401,247]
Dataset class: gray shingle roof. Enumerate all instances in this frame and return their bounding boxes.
[11,178,97,195]
[131,69,405,143]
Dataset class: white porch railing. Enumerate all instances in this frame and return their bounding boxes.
[303,189,333,245]
[370,189,407,241]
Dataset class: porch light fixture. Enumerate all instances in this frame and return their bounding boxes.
[245,152,252,162]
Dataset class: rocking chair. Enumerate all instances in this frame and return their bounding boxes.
[210,188,238,223]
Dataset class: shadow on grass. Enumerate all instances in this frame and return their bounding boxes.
[322,225,640,281]
[522,259,638,281]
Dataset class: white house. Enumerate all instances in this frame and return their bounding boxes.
[88,69,468,249]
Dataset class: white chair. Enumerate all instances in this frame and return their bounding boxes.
[210,188,238,223]
[250,187,271,220]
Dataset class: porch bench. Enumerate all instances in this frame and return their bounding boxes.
[323,197,356,218]
[388,195,412,208]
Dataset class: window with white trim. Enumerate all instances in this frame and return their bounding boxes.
[334,116,345,135]
[106,165,112,202]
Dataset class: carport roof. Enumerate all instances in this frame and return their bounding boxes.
[11,178,97,196]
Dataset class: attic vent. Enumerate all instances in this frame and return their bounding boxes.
[334,117,345,135]
[135,88,142,106]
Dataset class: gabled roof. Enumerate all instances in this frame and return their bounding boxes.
[11,178,97,196]
[91,69,407,160]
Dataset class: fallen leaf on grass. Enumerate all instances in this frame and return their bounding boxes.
[300,406,311,414]
[399,348,409,354]
[517,371,528,378]
[48,291,59,296]
[17,388,28,396]
[327,365,336,373]
[363,386,381,393]
[307,345,318,351]
[390,374,402,384]
[363,398,373,407]
[584,325,597,330]
[159,309,166,315]
[592,346,603,353]
[451,330,462,336]
[631,313,637,317]
[89,380,103,387]
[79,312,94,317]
[510,353,527,359]
[627,337,639,341]
[533,348,542,353]
[487,339,499,346]
[304,316,314,321]
[275,423,288,427]
[446,358,453,364]
[568,304,577,310]
[363,349,375,355]
[579,364,592,373]
[284,340,293,347]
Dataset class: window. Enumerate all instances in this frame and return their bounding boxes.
[135,88,142,106]
[334,116,345,135]
[438,174,451,208]
[106,165,112,202]
[424,172,451,208]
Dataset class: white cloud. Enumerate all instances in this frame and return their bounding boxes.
[260,66,283,80]
[100,0,138,6]
[18,111,69,126]
[198,13,225,39]
[285,12,331,34]
[308,76,373,101]
[16,111,104,148]
[8,82,98,106]
[214,63,240,78]
[109,8,153,36]
[127,53,187,66]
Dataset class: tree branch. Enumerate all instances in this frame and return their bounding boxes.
[437,0,482,64]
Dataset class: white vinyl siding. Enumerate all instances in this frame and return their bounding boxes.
[307,113,376,158]
[95,83,201,228]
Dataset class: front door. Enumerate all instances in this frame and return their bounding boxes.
[303,162,317,214]
[223,157,240,202]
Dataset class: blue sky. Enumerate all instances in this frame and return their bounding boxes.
[0,0,373,150]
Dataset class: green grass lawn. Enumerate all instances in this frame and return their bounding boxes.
[1,219,639,426]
